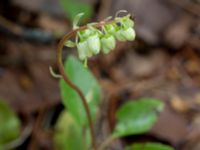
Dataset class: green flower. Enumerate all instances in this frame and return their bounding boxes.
[74,12,136,63]
[104,24,118,35]
[78,29,92,41]
[115,28,127,41]
[77,40,92,60]
[119,15,134,28]
[113,14,135,41]
[121,27,136,41]
[87,33,101,54]
[101,35,116,54]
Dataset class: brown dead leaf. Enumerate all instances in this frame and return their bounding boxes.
[170,95,190,113]
[151,105,188,145]
[167,66,180,80]
[185,60,200,75]
[194,93,200,105]
[18,73,33,90]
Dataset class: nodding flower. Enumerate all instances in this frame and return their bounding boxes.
[67,13,136,64]
[101,35,116,54]
[121,27,136,41]
[77,40,91,60]
[87,33,101,55]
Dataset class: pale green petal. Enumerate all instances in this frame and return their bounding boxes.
[87,34,100,54]
[101,35,116,54]
[115,30,127,41]
[77,41,88,60]
[121,28,136,41]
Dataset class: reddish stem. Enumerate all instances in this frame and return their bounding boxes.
[56,21,116,150]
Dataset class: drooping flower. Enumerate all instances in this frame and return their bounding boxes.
[121,27,136,41]
[104,24,118,35]
[101,35,116,54]
[87,33,101,54]
[73,12,136,63]
[119,15,134,28]
[77,40,92,60]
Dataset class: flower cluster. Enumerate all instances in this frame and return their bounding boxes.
[65,13,136,62]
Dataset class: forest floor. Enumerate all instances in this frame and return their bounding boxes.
[0,0,200,149]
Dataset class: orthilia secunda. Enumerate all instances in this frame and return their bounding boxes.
[65,11,136,64]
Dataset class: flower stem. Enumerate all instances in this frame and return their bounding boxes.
[56,21,116,150]
[56,30,97,150]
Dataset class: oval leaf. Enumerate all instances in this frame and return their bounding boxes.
[59,0,93,24]
[125,142,174,150]
[59,55,101,126]
[113,98,164,137]
[53,111,86,150]
[0,99,21,146]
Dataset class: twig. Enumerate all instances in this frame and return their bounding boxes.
[98,135,116,150]
[0,15,22,35]
[28,108,46,150]
[0,15,54,43]
[168,0,200,17]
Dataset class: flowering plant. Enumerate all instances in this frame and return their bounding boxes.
[53,11,173,150]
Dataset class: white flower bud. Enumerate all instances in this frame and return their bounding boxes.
[101,35,116,54]
[87,34,100,54]
[78,29,93,41]
[120,15,134,28]
[105,24,118,35]
[115,29,127,41]
[77,40,92,60]
[121,27,136,41]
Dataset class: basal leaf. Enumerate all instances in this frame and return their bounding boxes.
[125,142,174,150]
[53,111,86,150]
[0,99,21,146]
[59,0,93,23]
[113,98,164,137]
[59,55,101,126]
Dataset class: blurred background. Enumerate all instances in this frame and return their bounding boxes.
[0,0,200,149]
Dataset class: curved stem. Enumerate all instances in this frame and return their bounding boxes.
[56,30,97,150]
[56,20,116,150]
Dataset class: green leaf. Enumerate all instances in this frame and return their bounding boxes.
[59,55,101,126]
[0,99,21,146]
[113,98,164,137]
[64,40,76,48]
[84,127,92,149]
[59,0,93,23]
[53,111,86,150]
[125,142,174,150]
